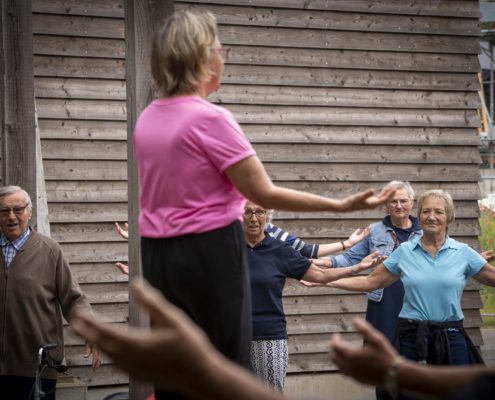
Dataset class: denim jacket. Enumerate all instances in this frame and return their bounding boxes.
[330,220,422,302]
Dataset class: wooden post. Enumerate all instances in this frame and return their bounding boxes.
[0,0,38,226]
[124,1,174,399]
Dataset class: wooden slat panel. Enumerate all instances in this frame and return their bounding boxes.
[178,0,481,18]
[48,203,127,222]
[225,46,480,72]
[32,14,124,38]
[34,55,125,79]
[39,119,126,140]
[42,140,127,160]
[288,332,362,354]
[244,126,481,146]
[80,282,128,304]
[60,242,128,263]
[284,294,367,315]
[264,163,481,182]
[182,3,480,36]
[41,140,481,164]
[51,222,128,243]
[72,262,129,284]
[46,181,128,202]
[66,365,128,386]
[33,35,125,58]
[35,77,126,100]
[43,160,126,180]
[37,99,126,120]
[253,144,481,164]
[219,26,480,54]
[32,0,125,18]
[213,86,480,109]
[223,65,479,91]
[226,105,481,127]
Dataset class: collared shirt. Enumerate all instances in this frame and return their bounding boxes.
[0,228,32,268]
[248,234,311,340]
[383,235,486,322]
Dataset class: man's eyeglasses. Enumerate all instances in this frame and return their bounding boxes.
[243,209,267,219]
[0,205,30,217]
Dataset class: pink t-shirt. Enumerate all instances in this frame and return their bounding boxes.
[133,95,256,238]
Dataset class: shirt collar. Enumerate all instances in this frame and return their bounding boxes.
[412,235,459,251]
[0,227,32,250]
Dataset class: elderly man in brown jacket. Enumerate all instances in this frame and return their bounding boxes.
[0,185,100,399]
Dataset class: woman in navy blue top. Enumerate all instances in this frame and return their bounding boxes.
[242,201,382,392]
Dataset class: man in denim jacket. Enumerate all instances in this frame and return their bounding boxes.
[328,181,421,400]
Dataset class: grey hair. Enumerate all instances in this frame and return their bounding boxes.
[0,185,32,207]
[383,180,415,200]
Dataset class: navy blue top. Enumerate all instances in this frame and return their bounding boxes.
[248,234,311,340]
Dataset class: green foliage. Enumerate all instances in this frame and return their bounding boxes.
[479,207,495,328]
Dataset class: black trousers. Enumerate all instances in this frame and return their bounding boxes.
[141,220,252,400]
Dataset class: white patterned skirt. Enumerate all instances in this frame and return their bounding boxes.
[249,339,288,392]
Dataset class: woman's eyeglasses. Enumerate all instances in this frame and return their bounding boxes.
[243,209,267,219]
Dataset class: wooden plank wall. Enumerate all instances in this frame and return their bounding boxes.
[30,0,484,395]
[175,0,484,376]
[31,0,129,390]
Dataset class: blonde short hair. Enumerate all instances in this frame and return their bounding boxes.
[417,189,455,224]
[151,10,218,97]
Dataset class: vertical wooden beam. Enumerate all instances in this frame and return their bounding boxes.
[124,1,174,398]
[0,0,38,225]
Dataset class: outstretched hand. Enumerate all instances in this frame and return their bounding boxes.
[357,251,386,273]
[481,249,495,263]
[329,318,400,386]
[346,225,371,247]
[71,279,214,394]
[115,222,129,240]
[339,188,396,212]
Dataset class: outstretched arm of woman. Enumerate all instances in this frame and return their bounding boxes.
[474,263,495,287]
[326,263,398,292]
[302,252,386,284]
[226,156,395,212]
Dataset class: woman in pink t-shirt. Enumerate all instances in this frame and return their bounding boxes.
[133,10,394,400]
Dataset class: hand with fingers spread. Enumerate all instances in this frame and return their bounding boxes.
[338,187,396,212]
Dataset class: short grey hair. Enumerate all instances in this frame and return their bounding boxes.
[383,180,415,200]
[417,189,455,225]
[0,185,32,207]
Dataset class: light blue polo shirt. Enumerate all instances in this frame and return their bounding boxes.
[383,236,486,322]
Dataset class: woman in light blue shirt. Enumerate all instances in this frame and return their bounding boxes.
[328,190,495,388]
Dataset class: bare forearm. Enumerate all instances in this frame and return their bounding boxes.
[194,352,286,400]
[328,275,377,291]
[253,185,345,212]
[317,243,342,258]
